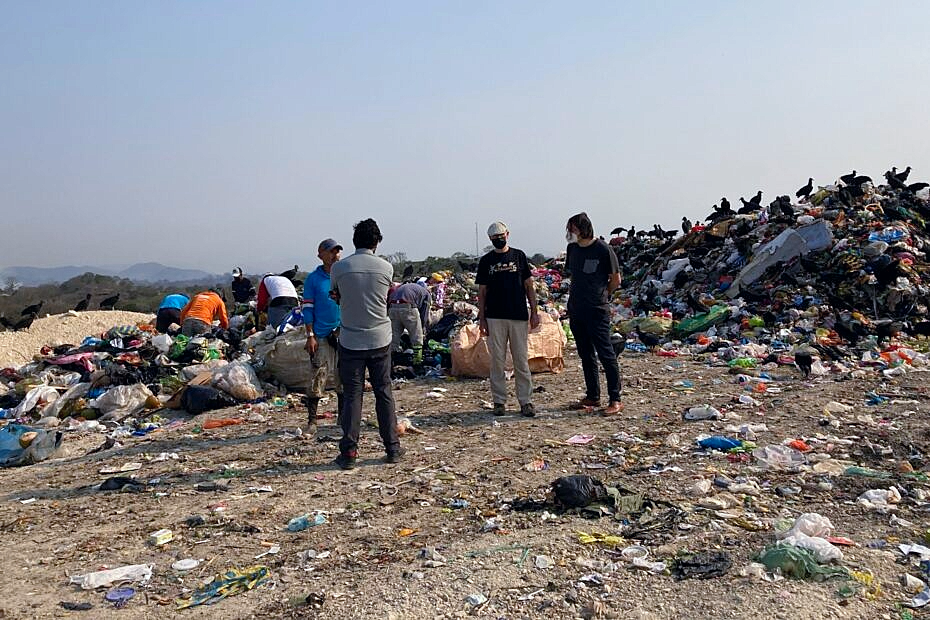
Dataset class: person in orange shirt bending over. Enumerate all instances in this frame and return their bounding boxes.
[179,289,229,336]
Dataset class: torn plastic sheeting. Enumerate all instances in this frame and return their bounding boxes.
[69,564,154,590]
[41,383,91,420]
[12,385,60,417]
[726,221,833,298]
[92,384,156,421]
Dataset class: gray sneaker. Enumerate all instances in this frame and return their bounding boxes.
[520,403,536,417]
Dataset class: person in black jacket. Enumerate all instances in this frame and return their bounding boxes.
[565,212,623,416]
[231,267,256,303]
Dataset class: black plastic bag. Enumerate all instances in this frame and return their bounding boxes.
[181,385,237,415]
[671,551,732,580]
[551,475,608,508]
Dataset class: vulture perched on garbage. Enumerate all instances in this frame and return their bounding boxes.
[895,166,912,182]
[402,264,414,279]
[681,217,692,235]
[738,197,760,214]
[20,300,43,316]
[279,265,299,280]
[909,182,929,192]
[0,314,11,330]
[610,227,626,236]
[796,178,813,199]
[839,171,858,185]
[885,171,909,191]
[73,294,92,312]
[99,293,120,310]
[749,190,763,205]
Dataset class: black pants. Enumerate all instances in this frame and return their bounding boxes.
[155,308,181,333]
[338,344,399,456]
[570,305,622,403]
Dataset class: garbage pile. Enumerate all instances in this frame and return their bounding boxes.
[588,169,930,362]
[0,318,278,467]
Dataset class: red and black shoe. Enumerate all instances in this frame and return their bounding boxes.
[334,450,357,470]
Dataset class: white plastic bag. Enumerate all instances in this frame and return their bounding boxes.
[211,361,263,401]
[92,384,156,420]
[13,386,60,416]
[151,333,173,354]
[69,564,153,589]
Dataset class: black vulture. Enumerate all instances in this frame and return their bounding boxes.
[749,190,763,205]
[609,227,626,236]
[635,328,662,349]
[885,171,909,191]
[839,170,858,185]
[796,178,813,199]
[908,182,929,192]
[21,300,43,316]
[0,315,11,330]
[13,313,37,331]
[99,293,120,310]
[794,350,813,377]
[74,294,92,312]
[720,197,731,212]
[895,166,912,182]
[402,264,414,278]
[681,217,692,234]
[279,264,300,280]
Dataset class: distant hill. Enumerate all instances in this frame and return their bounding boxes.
[0,263,221,285]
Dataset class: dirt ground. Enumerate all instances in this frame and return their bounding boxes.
[0,347,928,620]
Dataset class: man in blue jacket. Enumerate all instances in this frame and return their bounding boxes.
[302,238,343,432]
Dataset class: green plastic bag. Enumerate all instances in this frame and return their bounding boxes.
[674,305,730,336]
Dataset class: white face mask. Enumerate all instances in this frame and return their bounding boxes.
[566,231,579,244]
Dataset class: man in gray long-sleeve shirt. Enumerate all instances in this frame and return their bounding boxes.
[329,219,402,470]
[388,281,432,364]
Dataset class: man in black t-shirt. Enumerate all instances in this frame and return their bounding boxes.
[565,212,623,415]
[476,221,540,417]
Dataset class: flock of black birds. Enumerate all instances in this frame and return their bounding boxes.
[0,292,123,332]
[612,165,925,249]
[605,165,930,375]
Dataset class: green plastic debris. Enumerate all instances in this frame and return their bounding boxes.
[756,546,848,581]
[843,466,891,479]
[674,304,730,336]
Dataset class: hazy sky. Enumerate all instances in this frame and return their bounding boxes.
[2,1,929,274]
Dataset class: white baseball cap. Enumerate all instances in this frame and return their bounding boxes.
[487,221,508,236]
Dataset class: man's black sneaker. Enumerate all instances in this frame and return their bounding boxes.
[385,447,406,464]
[334,451,357,470]
[492,403,506,416]
[520,403,536,417]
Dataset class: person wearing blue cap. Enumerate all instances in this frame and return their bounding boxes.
[302,238,344,432]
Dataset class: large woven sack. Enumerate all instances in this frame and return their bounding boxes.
[451,312,565,377]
